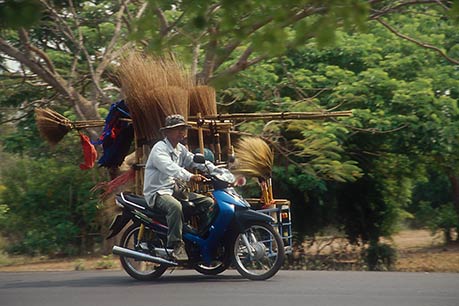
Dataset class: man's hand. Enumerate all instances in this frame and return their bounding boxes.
[190,174,206,182]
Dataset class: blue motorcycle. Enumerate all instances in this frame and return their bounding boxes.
[108,154,285,281]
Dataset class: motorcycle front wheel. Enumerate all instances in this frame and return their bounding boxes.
[232,221,285,280]
[119,224,168,281]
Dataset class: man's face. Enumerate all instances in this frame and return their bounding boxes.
[165,126,187,145]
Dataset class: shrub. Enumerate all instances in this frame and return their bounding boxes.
[363,242,397,271]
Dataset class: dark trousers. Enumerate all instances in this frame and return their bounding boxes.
[155,193,213,247]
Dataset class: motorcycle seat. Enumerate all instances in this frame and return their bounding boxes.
[117,192,204,237]
[118,192,199,224]
[118,192,166,221]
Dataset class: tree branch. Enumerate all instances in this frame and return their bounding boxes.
[213,46,269,81]
[95,0,130,81]
[369,0,449,18]
[209,6,323,82]
[154,6,169,36]
[67,0,110,105]
[0,37,69,97]
[18,28,56,74]
[376,17,459,65]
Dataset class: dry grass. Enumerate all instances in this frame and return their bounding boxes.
[389,229,459,272]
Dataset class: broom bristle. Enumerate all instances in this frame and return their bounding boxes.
[130,86,189,141]
[117,52,193,141]
[35,108,72,145]
[189,86,217,116]
[151,86,189,117]
[91,168,136,200]
[233,137,274,179]
[161,54,194,89]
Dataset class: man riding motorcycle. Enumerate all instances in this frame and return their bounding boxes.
[143,114,216,261]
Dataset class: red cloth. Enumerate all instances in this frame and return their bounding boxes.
[79,132,97,170]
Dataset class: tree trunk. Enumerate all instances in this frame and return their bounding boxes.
[448,174,459,220]
[447,173,459,242]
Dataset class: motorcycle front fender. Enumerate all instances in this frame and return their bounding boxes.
[233,208,274,232]
[107,211,132,239]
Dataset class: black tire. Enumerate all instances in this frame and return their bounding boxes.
[193,244,231,275]
[119,224,168,281]
[232,221,285,280]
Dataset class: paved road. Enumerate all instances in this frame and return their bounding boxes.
[1,269,458,306]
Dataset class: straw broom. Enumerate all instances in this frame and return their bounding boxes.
[35,108,73,145]
[188,85,217,154]
[233,136,275,206]
[233,136,274,180]
[117,53,166,141]
[160,54,194,90]
[117,52,193,142]
[35,108,105,145]
[189,85,218,116]
[150,86,189,118]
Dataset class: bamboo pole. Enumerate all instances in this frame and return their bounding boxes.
[197,113,204,154]
[49,110,350,133]
[187,121,232,130]
[134,138,144,195]
[189,110,352,121]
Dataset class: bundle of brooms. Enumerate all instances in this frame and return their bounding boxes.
[117,52,194,143]
[114,52,198,194]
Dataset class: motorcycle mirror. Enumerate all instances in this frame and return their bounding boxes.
[193,153,206,164]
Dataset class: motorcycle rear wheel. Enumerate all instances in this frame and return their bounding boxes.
[232,221,285,281]
[119,224,168,281]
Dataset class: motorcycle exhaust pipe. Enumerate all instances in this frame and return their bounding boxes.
[112,246,178,266]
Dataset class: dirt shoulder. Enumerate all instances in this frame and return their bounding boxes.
[389,230,459,272]
[0,256,121,272]
[0,230,458,273]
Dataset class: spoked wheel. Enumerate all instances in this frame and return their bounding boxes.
[232,221,285,280]
[194,244,231,275]
[119,224,168,281]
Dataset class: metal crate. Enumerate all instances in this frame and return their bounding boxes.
[247,198,293,254]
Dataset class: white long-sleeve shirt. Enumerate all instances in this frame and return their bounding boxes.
[143,138,215,206]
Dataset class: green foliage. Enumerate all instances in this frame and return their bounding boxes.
[0,0,43,29]
[0,203,8,224]
[410,167,456,240]
[416,201,459,242]
[287,120,362,183]
[0,155,102,256]
[223,6,459,245]
[273,164,330,237]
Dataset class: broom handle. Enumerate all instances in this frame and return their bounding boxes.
[215,133,222,163]
[134,138,142,195]
[226,132,233,161]
[73,118,132,129]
